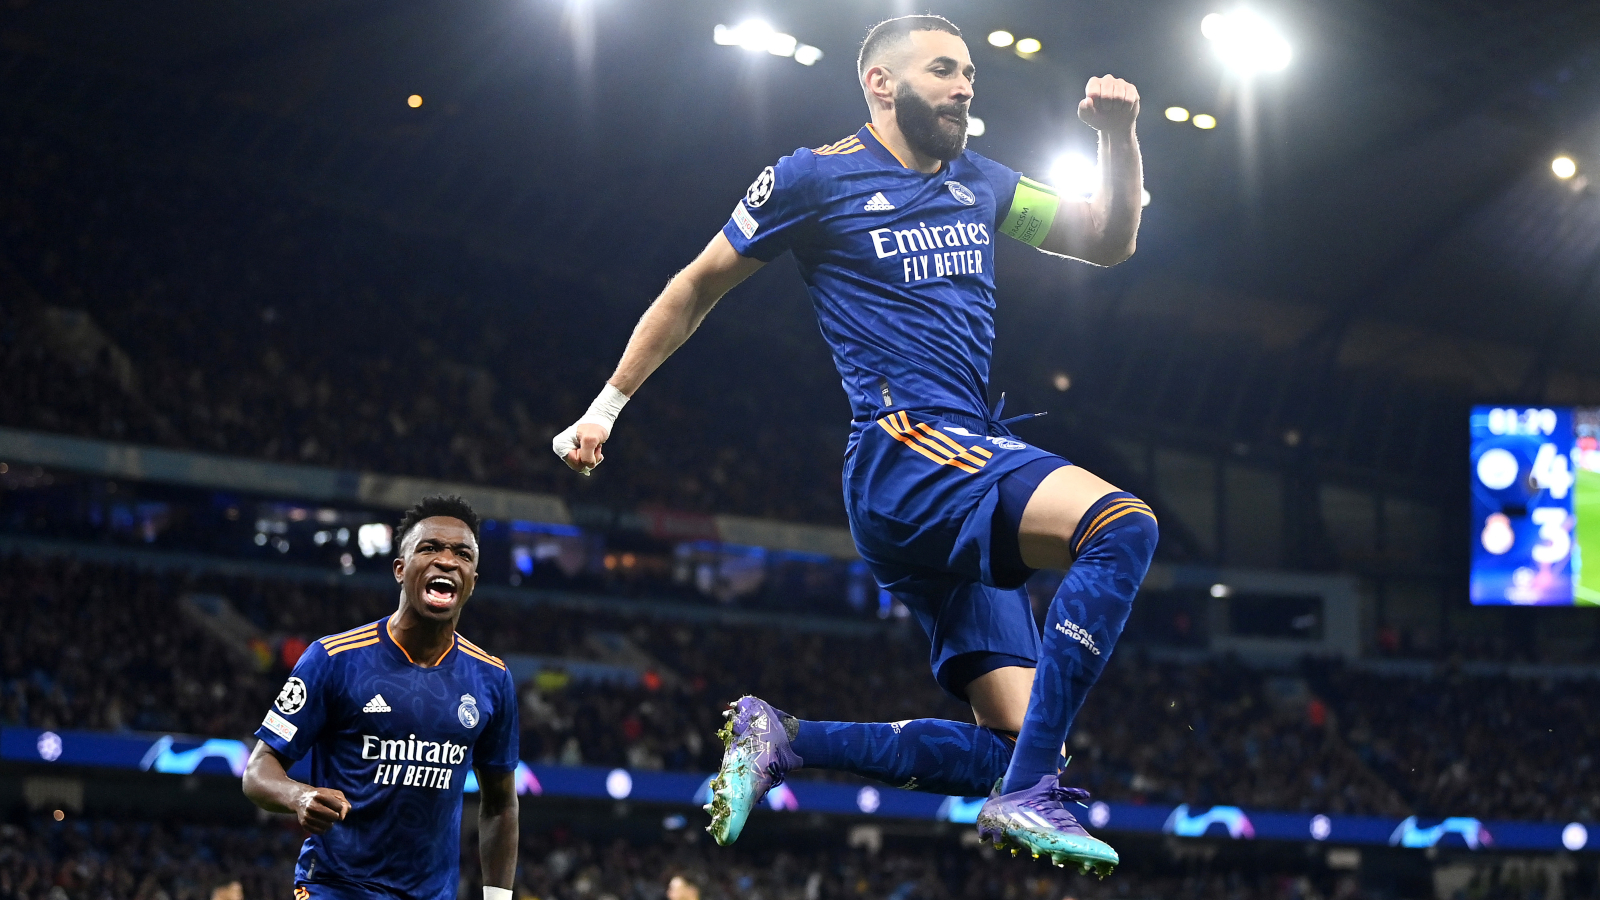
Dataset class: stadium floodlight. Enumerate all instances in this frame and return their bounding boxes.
[1192,113,1217,129]
[1048,154,1099,199]
[1165,106,1190,122]
[1141,188,1151,208]
[713,21,819,65]
[967,115,986,137]
[1210,583,1232,598]
[1553,156,1578,179]
[1015,37,1042,54]
[407,94,423,108]
[987,30,1014,48]
[1201,10,1291,74]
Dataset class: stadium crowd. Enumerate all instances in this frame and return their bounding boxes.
[0,134,847,526]
[0,812,1404,900]
[4,554,1599,823]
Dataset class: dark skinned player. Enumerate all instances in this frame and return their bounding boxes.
[242,495,520,900]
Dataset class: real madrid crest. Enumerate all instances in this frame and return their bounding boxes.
[945,181,976,205]
[457,693,480,728]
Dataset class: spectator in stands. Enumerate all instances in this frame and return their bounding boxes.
[665,874,699,900]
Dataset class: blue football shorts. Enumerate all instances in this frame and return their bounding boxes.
[843,408,1069,701]
[293,882,388,900]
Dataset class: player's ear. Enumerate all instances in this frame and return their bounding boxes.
[392,553,405,582]
[863,64,895,107]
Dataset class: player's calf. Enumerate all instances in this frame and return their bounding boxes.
[1002,491,1156,794]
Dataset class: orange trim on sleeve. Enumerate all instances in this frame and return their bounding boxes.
[321,624,378,647]
[326,637,379,656]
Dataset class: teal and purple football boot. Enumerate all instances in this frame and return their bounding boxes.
[704,695,801,846]
[977,774,1119,877]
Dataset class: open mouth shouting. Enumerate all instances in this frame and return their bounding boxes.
[422,575,459,611]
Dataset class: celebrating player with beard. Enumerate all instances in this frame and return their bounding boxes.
[555,15,1153,875]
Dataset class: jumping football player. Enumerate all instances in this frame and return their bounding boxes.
[554,16,1154,874]
[242,496,520,900]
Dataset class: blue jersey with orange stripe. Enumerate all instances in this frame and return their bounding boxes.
[722,124,1024,444]
[254,619,519,900]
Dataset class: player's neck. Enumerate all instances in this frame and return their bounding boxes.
[387,609,456,667]
[869,115,943,174]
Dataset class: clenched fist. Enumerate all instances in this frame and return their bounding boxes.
[554,422,608,475]
[294,786,350,834]
[1078,74,1139,133]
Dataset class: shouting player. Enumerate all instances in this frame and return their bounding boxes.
[242,496,520,900]
[554,16,1155,874]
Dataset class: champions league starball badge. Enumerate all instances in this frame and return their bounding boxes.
[457,694,480,728]
[745,166,775,208]
[275,677,307,715]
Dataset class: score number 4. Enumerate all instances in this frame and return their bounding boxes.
[1531,442,1573,500]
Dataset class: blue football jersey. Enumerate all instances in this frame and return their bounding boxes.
[722,124,1029,443]
[254,619,520,900]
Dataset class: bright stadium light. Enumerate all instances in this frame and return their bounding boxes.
[987,30,1014,48]
[1015,37,1042,54]
[1553,156,1578,179]
[713,21,820,65]
[1201,10,1291,73]
[1048,154,1099,199]
[1193,113,1218,129]
[1165,106,1190,122]
[406,94,423,108]
[967,115,986,137]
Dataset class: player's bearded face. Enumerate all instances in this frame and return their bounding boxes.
[894,81,967,162]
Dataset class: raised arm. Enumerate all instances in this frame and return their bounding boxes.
[1039,75,1142,267]
[553,232,765,473]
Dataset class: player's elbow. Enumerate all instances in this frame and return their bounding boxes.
[1082,237,1135,267]
[240,768,268,808]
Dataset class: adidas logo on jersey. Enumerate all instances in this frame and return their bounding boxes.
[863,192,895,211]
[363,694,392,713]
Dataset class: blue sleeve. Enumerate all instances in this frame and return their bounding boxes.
[967,153,1024,229]
[720,150,818,262]
[472,669,521,773]
[253,643,333,763]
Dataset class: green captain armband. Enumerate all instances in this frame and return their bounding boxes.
[998,176,1062,248]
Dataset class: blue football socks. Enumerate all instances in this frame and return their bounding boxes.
[790,718,1014,797]
[999,491,1157,794]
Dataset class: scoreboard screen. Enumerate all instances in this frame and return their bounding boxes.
[1470,406,1600,606]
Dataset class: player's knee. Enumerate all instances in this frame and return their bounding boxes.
[1124,497,1159,564]
[1074,491,1158,566]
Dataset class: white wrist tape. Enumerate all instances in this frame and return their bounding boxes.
[551,384,630,474]
[484,887,514,900]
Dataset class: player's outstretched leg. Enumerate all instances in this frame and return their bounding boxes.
[705,697,1016,844]
[788,717,1014,797]
[704,696,801,845]
[982,489,1158,874]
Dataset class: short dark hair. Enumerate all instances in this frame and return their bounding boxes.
[394,495,481,555]
[858,15,962,76]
